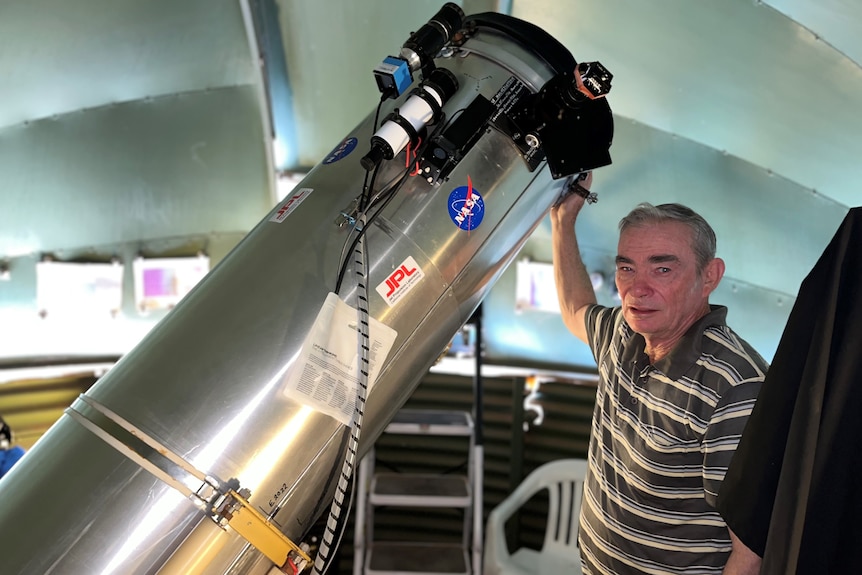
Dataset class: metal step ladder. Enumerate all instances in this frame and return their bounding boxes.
[353,408,482,575]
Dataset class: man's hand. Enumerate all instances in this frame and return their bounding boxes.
[723,529,761,575]
[550,171,593,229]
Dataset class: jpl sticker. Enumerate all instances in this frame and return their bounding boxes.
[323,137,358,164]
[376,256,425,307]
[270,188,313,223]
[448,179,485,231]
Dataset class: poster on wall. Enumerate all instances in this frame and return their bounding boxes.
[133,255,210,313]
[36,260,124,318]
[515,259,562,314]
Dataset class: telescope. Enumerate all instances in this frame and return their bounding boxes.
[0,4,613,574]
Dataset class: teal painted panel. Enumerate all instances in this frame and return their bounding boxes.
[764,0,862,66]
[0,86,271,257]
[511,0,862,209]
[530,118,847,299]
[0,0,256,129]
[278,0,464,166]
[483,263,597,370]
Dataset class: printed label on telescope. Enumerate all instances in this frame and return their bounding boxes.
[281,292,398,426]
[448,177,485,231]
[323,137,358,164]
[270,187,313,223]
[376,256,425,307]
[490,76,530,122]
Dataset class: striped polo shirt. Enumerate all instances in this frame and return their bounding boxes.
[579,304,767,575]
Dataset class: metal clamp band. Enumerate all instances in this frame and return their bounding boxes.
[66,394,311,569]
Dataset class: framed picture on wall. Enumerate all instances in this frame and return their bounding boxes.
[36,260,124,319]
[133,255,209,313]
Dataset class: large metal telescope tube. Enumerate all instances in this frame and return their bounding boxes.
[0,10,613,575]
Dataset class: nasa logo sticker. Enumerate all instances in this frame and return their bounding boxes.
[448,183,485,231]
[323,137,358,164]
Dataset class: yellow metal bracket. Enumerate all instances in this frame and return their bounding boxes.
[218,489,311,569]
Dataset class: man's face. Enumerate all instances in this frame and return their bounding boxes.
[615,221,717,348]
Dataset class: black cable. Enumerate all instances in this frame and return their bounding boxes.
[317,97,454,568]
[333,166,411,295]
[359,159,381,213]
[309,466,357,574]
[334,95,449,295]
[358,97,387,212]
[313,213,372,575]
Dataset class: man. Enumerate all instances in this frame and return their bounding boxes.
[551,173,765,575]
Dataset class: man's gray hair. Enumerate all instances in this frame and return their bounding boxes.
[619,203,717,270]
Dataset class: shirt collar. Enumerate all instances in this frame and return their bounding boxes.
[622,305,728,381]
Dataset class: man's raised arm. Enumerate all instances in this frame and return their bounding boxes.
[550,172,597,345]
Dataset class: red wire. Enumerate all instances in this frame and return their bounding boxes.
[409,137,423,176]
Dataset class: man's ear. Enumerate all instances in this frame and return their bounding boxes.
[702,257,725,295]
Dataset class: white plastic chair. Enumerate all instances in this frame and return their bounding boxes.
[483,458,587,575]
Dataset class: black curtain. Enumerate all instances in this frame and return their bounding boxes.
[717,207,862,574]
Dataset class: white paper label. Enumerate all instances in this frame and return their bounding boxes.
[282,292,397,425]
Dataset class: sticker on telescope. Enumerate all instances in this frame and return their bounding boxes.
[448,179,485,231]
[376,256,425,307]
[270,188,313,223]
[281,292,398,426]
[323,137,358,164]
